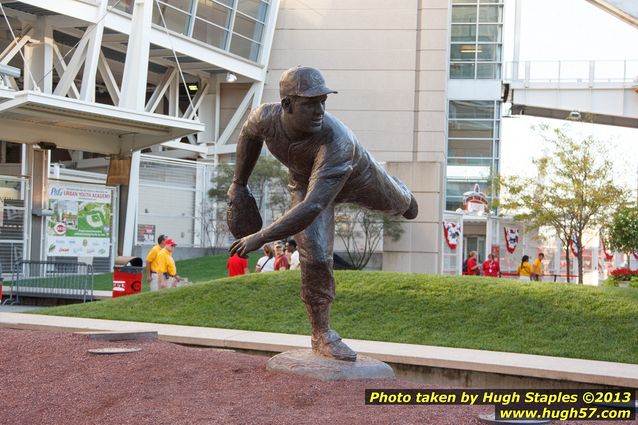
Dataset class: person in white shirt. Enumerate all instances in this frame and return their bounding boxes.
[286,239,300,270]
[255,243,275,272]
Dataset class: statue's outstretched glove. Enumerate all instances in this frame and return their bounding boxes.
[226,182,262,239]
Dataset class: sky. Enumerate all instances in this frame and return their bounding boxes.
[500,0,638,197]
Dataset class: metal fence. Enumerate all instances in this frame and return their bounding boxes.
[0,176,29,277]
[4,260,94,304]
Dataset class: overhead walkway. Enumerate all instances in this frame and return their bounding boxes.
[504,60,638,128]
[586,0,638,28]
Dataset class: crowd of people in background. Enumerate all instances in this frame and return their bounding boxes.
[463,251,545,281]
[149,234,547,283]
[227,239,301,277]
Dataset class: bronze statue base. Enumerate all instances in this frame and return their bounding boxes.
[266,349,394,381]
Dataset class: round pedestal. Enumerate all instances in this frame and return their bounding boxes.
[267,349,395,381]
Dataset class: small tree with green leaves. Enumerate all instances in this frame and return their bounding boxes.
[335,204,404,270]
[208,156,290,231]
[500,125,626,283]
[608,204,638,267]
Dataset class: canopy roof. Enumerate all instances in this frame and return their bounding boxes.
[0,91,204,155]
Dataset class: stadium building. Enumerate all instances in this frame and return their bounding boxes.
[1,0,636,281]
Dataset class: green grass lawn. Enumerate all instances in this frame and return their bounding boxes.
[94,253,259,291]
[38,262,638,365]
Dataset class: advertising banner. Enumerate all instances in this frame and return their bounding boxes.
[137,224,156,244]
[46,183,112,257]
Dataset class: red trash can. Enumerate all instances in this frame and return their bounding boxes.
[112,256,144,298]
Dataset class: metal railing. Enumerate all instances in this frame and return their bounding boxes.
[504,60,638,85]
[3,261,94,304]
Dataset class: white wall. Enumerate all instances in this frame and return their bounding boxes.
[262,0,450,273]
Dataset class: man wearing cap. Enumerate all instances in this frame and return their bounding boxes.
[228,66,418,362]
[146,234,167,292]
[156,239,181,289]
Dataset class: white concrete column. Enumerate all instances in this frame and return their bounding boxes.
[485,215,493,260]
[119,0,153,111]
[80,0,108,102]
[28,146,49,261]
[512,0,522,80]
[457,218,464,275]
[119,0,153,256]
[24,17,53,93]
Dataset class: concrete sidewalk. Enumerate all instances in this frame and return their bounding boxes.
[0,312,635,388]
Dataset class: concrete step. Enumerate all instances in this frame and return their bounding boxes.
[1,312,636,389]
[74,330,158,341]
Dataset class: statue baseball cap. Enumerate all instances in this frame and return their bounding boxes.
[279,66,338,99]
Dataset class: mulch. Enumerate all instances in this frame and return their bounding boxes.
[0,328,632,425]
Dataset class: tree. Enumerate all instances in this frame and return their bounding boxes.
[195,199,231,255]
[608,204,638,267]
[335,204,404,270]
[500,125,626,283]
[210,157,405,265]
[208,156,290,233]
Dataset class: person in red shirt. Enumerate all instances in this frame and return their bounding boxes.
[463,251,479,275]
[273,243,289,270]
[482,253,501,277]
[227,253,249,277]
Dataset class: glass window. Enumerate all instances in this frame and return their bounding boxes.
[448,139,492,157]
[447,164,492,180]
[450,2,502,79]
[451,24,476,42]
[446,197,465,212]
[450,63,475,79]
[196,0,232,29]
[449,101,494,119]
[478,24,501,42]
[476,44,501,62]
[192,18,228,48]
[446,100,500,211]
[153,1,192,34]
[452,6,477,23]
[447,157,493,166]
[452,0,478,3]
[230,35,260,61]
[446,181,490,197]
[109,0,134,13]
[450,44,478,62]
[448,120,494,139]
[479,5,502,23]
[237,0,269,22]
[476,63,500,79]
[163,0,193,11]
[233,14,264,42]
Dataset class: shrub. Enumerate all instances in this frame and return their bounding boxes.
[603,277,618,287]
[609,267,638,282]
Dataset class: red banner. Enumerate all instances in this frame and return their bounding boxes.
[442,221,461,250]
[504,227,519,254]
[600,238,614,261]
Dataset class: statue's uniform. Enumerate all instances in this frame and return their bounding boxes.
[239,103,413,304]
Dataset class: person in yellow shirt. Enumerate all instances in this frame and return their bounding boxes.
[532,252,545,281]
[146,234,167,292]
[156,239,182,289]
[517,255,533,281]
